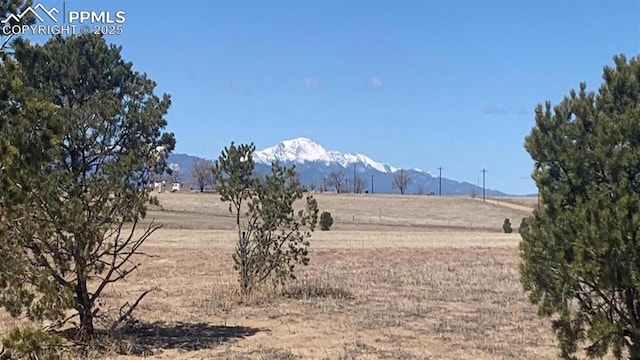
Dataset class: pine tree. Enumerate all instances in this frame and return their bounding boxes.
[213,142,319,296]
[0,34,175,342]
[521,54,640,359]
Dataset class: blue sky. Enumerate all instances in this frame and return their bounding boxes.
[30,1,640,194]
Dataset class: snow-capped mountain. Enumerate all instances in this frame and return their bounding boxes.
[253,137,398,173]
[167,137,510,196]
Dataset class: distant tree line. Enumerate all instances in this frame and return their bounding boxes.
[318,168,413,195]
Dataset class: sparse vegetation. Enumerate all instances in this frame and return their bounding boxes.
[521,54,640,358]
[0,190,547,359]
[281,279,354,300]
[320,211,334,231]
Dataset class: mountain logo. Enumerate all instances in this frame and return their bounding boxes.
[2,3,59,24]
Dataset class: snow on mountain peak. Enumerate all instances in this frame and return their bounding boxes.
[253,137,397,173]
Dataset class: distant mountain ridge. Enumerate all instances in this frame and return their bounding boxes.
[168,137,510,196]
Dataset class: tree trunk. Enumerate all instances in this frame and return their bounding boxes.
[77,308,95,342]
[238,231,250,296]
[75,271,94,341]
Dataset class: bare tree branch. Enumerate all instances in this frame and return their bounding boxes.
[191,158,214,192]
[392,170,411,195]
[326,169,345,193]
[109,287,157,333]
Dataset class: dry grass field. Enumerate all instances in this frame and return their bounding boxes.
[484,196,539,211]
[1,192,567,359]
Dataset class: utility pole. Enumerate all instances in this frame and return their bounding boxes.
[371,175,374,194]
[438,166,444,196]
[481,168,487,201]
[353,163,357,193]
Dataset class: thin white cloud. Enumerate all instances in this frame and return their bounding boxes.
[304,77,321,90]
[225,81,251,95]
[482,106,529,116]
[369,77,383,90]
[482,106,509,115]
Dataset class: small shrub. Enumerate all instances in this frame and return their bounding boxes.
[148,195,160,206]
[503,218,513,233]
[519,217,529,233]
[320,211,333,231]
[1,327,64,360]
[213,143,318,297]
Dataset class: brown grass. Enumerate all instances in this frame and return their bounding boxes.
[149,192,532,232]
[486,196,539,210]
[1,192,571,359]
[88,246,559,359]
